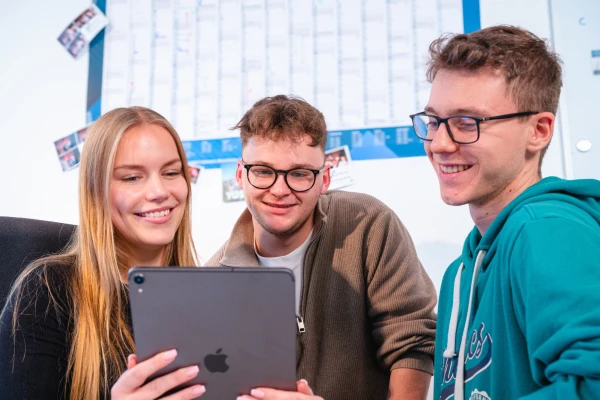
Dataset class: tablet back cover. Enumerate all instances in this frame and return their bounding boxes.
[128,267,296,399]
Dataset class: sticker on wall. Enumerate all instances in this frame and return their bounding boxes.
[57,4,109,59]
[592,50,600,76]
[326,145,354,190]
[54,126,89,172]
[221,162,244,203]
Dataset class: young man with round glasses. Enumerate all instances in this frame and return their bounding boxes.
[207,95,437,400]
[413,26,600,399]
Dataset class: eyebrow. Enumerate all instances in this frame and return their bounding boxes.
[247,160,323,169]
[114,158,182,171]
[423,106,488,117]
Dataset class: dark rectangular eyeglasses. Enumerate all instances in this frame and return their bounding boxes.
[409,111,539,144]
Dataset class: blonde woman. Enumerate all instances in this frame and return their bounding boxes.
[0,107,206,400]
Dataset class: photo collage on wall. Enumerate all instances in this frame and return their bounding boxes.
[57,3,109,59]
[54,127,89,172]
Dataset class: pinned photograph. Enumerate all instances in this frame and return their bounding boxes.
[55,125,90,172]
[326,145,354,190]
[76,127,89,144]
[68,34,87,58]
[74,5,97,27]
[592,50,600,76]
[58,23,79,47]
[54,133,78,156]
[188,165,202,184]
[57,4,109,59]
[222,162,244,202]
[59,147,81,172]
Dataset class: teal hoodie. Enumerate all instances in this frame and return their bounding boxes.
[434,177,600,400]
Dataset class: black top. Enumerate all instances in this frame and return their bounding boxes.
[0,264,131,400]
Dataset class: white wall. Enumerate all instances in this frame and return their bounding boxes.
[0,0,87,224]
[0,0,587,297]
[549,0,600,180]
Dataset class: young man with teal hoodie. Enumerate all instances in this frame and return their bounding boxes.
[411,26,600,399]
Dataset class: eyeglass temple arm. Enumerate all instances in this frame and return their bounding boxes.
[480,111,539,122]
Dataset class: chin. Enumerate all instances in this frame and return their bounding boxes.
[261,220,302,237]
[264,225,297,237]
[440,192,469,207]
[140,234,177,248]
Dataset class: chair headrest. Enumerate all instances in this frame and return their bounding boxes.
[0,216,76,308]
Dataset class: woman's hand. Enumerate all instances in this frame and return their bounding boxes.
[111,349,206,399]
[236,379,323,400]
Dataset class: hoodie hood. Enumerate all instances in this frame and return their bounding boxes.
[443,176,600,400]
[462,176,600,269]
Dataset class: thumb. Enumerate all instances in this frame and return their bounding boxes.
[127,354,138,370]
[296,379,314,395]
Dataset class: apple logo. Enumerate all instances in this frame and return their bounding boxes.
[204,348,229,373]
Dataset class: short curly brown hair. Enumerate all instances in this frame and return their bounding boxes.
[231,95,328,150]
[427,25,562,167]
[427,25,562,114]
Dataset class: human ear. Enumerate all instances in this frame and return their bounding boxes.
[320,165,331,194]
[527,112,554,153]
[236,160,244,189]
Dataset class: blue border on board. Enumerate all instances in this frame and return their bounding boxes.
[462,0,481,33]
[85,0,481,160]
[183,125,425,169]
[86,0,106,123]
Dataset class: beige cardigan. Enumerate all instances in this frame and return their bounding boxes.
[206,190,437,400]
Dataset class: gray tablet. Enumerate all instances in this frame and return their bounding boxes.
[127,267,297,399]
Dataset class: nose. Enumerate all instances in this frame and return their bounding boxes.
[269,172,292,197]
[429,122,459,154]
[146,175,169,202]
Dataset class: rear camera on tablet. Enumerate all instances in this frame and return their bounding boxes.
[133,274,144,284]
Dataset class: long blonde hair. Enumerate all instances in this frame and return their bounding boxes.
[5,106,198,399]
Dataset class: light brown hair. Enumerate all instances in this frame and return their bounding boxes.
[427,25,562,166]
[4,106,198,399]
[232,95,328,149]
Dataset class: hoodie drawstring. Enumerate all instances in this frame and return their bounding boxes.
[445,249,487,400]
[443,263,464,358]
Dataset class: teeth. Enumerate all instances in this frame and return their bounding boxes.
[270,204,292,208]
[440,165,471,174]
[140,209,171,218]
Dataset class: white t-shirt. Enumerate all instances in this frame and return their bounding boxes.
[255,231,313,314]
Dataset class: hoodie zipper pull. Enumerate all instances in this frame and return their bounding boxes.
[296,315,306,333]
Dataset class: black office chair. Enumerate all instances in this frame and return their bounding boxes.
[0,216,76,309]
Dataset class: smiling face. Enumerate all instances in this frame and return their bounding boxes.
[238,135,330,250]
[425,68,543,211]
[109,124,188,258]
